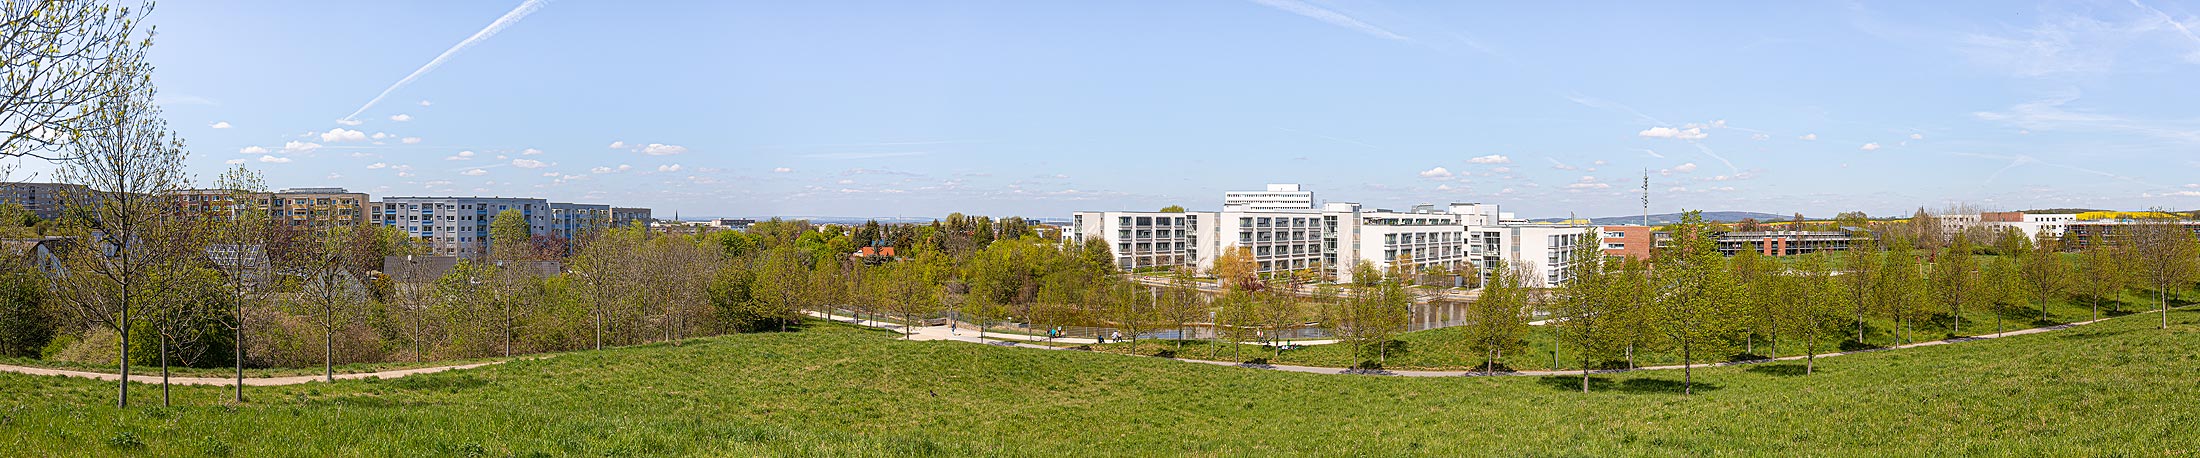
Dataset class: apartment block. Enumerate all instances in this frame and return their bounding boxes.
[373,197,553,258]
[0,182,92,219]
[168,187,369,231]
[548,202,613,242]
[1596,225,1653,260]
[1071,185,1595,287]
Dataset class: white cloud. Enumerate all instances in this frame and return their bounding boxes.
[389,114,412,122]
[370,132,389,140]
[446,150,476,160]
[1638,126,1708,140]
[1909,133,1925,140]
[1418,166,1453,178]
[1592,160,1608,166]
[1860,142,1883,151]
[641,143,687,155]
[512,158,551,168]
[607,141,627,149]
[281,141,322,154]
[239,146,269,155]
[460,168,488,176]
[657,164,683,172]
[334,119,363,126]
[224,159,246,165]
[367,162,389,169]
[1567,176,1610,189]
[1799,133,1818,140]
[773,167,794,173]
[1490,167,1512,174]
[209,121,232,129]
[591,164,634,174]
[521,148,542,155]
[1468,154,1512,164]
[257,155,291,163]
[319,128,368,142]
[401,137,422,144]
[1750,133,1770,140]
[327,173,344,180]
[1660,162,1700,176]
[419,100,433,107]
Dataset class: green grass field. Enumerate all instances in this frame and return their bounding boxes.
[1072,291,2191,372]
[3,306,2197,456]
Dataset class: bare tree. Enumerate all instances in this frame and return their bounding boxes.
[0,1,151,159]
[47,40,183,408]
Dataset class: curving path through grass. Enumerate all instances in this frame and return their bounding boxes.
[0,359,522,386]
[813,309,2168,377]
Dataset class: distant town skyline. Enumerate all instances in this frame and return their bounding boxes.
[11,0,2199,219]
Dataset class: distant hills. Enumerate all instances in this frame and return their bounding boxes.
[1531,211,1794,226]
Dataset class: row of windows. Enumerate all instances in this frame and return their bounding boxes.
[1241,217,1315,228]
[1383,232,1459,245]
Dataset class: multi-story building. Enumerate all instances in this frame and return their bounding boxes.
[269,188,369,230]
[611,207,652,227]
[373,197,552,258]
[1596,225,1653,260]
[1071,186,1594,286]
[1068,211,1205,272]
[168,187,369,231]
[548,202,612,242]
[1715,230,1854,257]
[0,182,93,220]
[1222,183,1316,211]
[2061,221,2200,251]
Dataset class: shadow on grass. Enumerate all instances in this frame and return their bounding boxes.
[1743,363,1808,377]
[1837,340,1883,352]
[1534,375,1722,394]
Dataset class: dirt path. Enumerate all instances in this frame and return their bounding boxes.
[0,359,519,386]
[822,310,2143,377]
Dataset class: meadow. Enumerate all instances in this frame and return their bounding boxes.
[1,305,2196,456]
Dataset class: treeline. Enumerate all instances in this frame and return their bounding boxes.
[1541,211,2200,394]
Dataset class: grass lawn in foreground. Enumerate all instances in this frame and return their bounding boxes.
[1076,291,2192,372]
[2,308,2197,456]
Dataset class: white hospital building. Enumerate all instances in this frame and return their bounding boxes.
[1070,184,1597,287]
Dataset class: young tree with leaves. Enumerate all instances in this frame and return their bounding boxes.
[2128,217,2200,329]
[2077,235,2127,321]
[1465,259,1531,373]
[1929,233,1979,336]
[2017,238,2070,326]
[0,1,152,159]
[1781,252,1843,374]
[47,41,183,407]
[1553,230,1618,391]
[1651,211,1740,394]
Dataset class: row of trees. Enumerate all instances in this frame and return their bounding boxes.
[1546,211,2200,394]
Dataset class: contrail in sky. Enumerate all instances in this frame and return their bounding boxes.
[341,0,549,123]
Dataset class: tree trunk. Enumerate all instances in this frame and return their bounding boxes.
[1683,343,1693,395]
[325,306,336,383]
[1805,338,1816,375]
[119,302,130,408]
[160,332,170,407]
[235,304,245,403]
[1625,344,1634,370]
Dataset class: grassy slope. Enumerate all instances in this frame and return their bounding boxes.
[2,310,2198,456]
[1089,291,2188,371]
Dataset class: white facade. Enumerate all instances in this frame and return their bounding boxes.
[1070,211,1208,272]
[1073,188,1593,287]
[1223,183,1316,211]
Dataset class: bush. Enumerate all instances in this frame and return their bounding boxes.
[0,271,54,358]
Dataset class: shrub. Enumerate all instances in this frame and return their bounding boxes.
[0,270,54,358]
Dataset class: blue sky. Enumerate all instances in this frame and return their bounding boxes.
[28,0,2200,219]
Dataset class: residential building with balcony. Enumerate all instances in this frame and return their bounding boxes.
[373,197,551,258]
[0,182,91,220]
